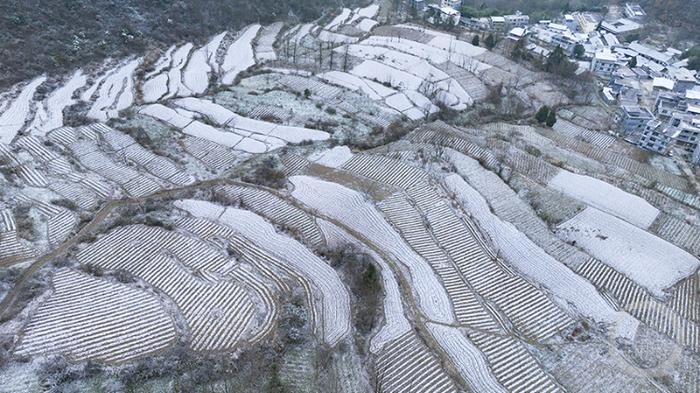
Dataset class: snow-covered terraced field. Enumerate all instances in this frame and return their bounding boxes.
[78,225,256,351]
[315,218,412,354]
[375,332,459,393]
[548,170,660,229]
[16,269,176,363]
[341,154,429,190]
[407,182,574,341]
[0,77,46,144]
[444,173,639,338]
[576,257,699,349]
[176,199,351,345]
[289,175,455,325]
[426,323,506,393]
[0,209,36,264]
[469,331,563,393]
[214,184,325,248]
[558,207,699,297]
[378,193,501,332]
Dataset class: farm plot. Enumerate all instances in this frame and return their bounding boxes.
[0,76,46,144]
[375,331,460,393]
[289,175,455,325]
[308,146,354,168]
[221,24,261,85]
[341,154,429,190]
[214,184,325,248]
[377,193,501,332]
[669,273,699,324]
[87,59,140,121]
[176,199,351,346]
[444,174,639,339]
[426,323,506,393]
[28,71,87,136]
[548,170,659,229]
[78,226,257,352]
[255,22,284,62]
[558,207,699,297]
[315,218,412,354]
[443,147,589,267]
[84,123,193,186]
[468,331,563,393]
[78,224,230,273]
[576,257,699,350]
[182,32,227,95]
[407,182,573,341]
[16,268,176,363]
[0,209,36,264]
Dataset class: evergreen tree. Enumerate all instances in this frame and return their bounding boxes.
[628,56,637,68]
[535,105,550,124]
[546,108,557,127]
[472,35,480,46]
[484,34,497,49]
[573,44,585,59]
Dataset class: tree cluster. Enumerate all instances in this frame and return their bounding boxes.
[534,105,557,127]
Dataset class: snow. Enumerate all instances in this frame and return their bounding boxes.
[182,48,211,95]
[319,71,396,100]
[356,4,379,19]
[255,23,283,62]
[385,93,414,112]
[174,97,236,125]
[308,146,354,168]
[548,170,659,229]
[165,43,194,98]
[289,23,314,44]
[343,44,449,83]
[325,8,352,31]
[183,121,242,147]
[141,73,169,103]
[221,24,260,85]
[145,45,176,79]
[428,35,487,57]
[88,59,140,121]
[357,18,379,32]
[317,30,359,44]
[443,172,638,338]
[176,200,352,345]
[426,323,507,393]
[557,207,700,296]
[316,219,411,354]
[29,71,86,136]
[269,125,329,143]
[139,104,194,128]
[205,32,227,73]
[0,76,46,144]
[351,60,423,91]
[289,175,455,325]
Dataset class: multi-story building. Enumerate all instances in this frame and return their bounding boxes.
[504,12,529,28]
[638,120,678,153]
[628,42,675,67]
[616,105,655,135]
[668,113,700,160]
[591,50,619,76]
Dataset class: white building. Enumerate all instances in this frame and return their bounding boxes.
[591,49,619,76]
[624,3,646,20]
[601,18,642,35]
[504,12,529,28]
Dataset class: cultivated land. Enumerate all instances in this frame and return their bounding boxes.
[0,3,699,392]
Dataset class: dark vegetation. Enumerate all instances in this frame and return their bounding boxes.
[0,0,362,88]
[242,156,287,189]
[534,105,557,127]
[680,45,700,71]
[322,245,383,345]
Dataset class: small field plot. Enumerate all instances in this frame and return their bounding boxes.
[375,331,460,393]
[557,207,700,297]
[16,269,176,363]
[175,199,351,346]
[548,170,659,229]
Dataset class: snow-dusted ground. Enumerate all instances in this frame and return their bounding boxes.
[289,175,455,325]
[319,71,396,100]
[557,207,700,296]
[426,323,506,393]
[88,59,141,121]
[308,146,354,168]
[548,170,659,229]
[443,173,639,339]
[176,199,352,346]
[0,77,46,144]
[28,71,87,136]
[221,24,260,85]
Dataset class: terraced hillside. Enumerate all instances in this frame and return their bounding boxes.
[0,4,699,392]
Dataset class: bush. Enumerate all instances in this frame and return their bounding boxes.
[535,105,550,124]
[325,107,336,115]
[243,157,287,189]
[546,108,557,127]
[51,198,78,211]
